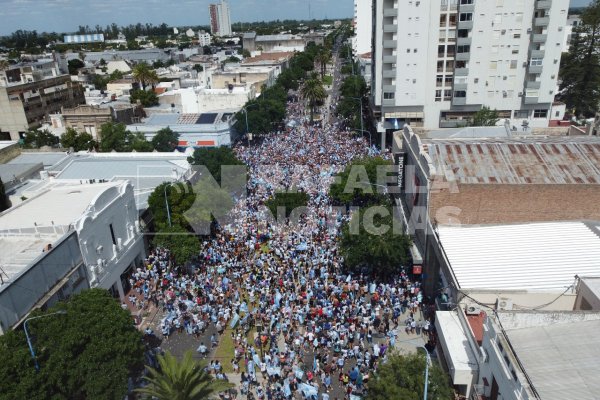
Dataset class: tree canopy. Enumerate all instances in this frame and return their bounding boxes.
[130,89,159,107]
[136,350,233,400]
[148,182,197,230]
[188,146,245,185]
[22,129,59,149]
[67,58,85,75]
[0,289,145,400]
[0,178,9,212]
[60,127,95,151]
[152,224,200,265]
[340,206,412,277]
[151,127,179,152]
[558,0,600,117]
[132,62,159,90]
[470,106,499,126]
[98,122,152,152]
[330,157,393,207]
[300,74,327,122]
[366,352,453,400]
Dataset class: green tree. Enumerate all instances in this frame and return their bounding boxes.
[315,48,332,79]
[340,207,412,277]
[265,191,309,218]
[300,74,327,123]
[0,289,145,400]
[130,89,159,107]
[132,62,159,90]
[67,58,85,75]
[136,350,233,400]
[0,177,9,211]
[330,157,393,207]
[98,122,130,152]
[367,352,453,400]
[151,127,179,152]
[152,225,199,265]
[192,64,204,73]
[188,146,245,185]
[224,55,241,64]
[130,131,154,152]
[471,106,499,126]
[148,182,197,230]
[60,128,95,151]
[22,129,59,149]
[558,1,600,117]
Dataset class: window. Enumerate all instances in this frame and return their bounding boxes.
[514,110,529,119]
[454,90,467,98]
[444,90,452,100]
[555,110,560,117]
[457,45,470,53]
[384,92,395,99]
[436,75,444,86]
[435,89,442,101]
[530,58,543,66]
[445,76,454,85]
[534,109,548,118]
[407,48,411,53]
[109,223,117,245]
[489,61,498,70]
[514,33,521,39]
[510,60,518,69]
[460,13,473,21]
[460,0,473,4]
[414,48,418,53]
[458,29,469,38]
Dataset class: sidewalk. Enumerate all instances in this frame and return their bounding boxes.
[392,309,427,355]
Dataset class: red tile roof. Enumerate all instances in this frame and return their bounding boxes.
[466,311,486,345]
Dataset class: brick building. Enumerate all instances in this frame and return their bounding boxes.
[394,126,600,294]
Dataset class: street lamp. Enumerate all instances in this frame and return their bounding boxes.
[24,310,67,371]
[163,182,174,227]
[241,104,259,144]
[347,96,364,136]
[419,345,432,400]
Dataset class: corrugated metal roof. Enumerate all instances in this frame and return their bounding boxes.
[438,221,600,291]
[426,137,600,184]
[506,319,600,400]
[56,158,188,181]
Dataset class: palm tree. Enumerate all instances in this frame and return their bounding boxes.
[300,74,327,123]
[315,49,332,79]
[132,62,159,90]
[136,351,233,400]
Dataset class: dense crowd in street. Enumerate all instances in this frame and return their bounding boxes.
[125,62,428,399]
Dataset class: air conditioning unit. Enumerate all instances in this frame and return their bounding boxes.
[523,62,528,67]
[518,92,523,97]
[479,346,489,363]
[466,305,481,315]
[501,29,506,34]
[497,298,513,311]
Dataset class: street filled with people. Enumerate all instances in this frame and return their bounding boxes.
[125,56,429,400]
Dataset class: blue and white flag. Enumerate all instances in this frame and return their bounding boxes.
[229,313,240,329]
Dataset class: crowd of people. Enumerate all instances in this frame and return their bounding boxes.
[125,72,430,399]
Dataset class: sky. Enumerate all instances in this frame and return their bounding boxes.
[0,0,593,36]
[0,0,353,35]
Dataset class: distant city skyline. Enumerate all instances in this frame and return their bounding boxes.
[0,0,353,35]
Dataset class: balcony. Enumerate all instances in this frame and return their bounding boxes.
[532,33,547,43]
[526,80,541,89]
[529,49,545,58]
[455,67,469,76]
[536,0,552,10]
[534,17,550,27]
[457,36,472,46]
[383,98,396,106]
[384,24,397,33]
[453,82,468,91]
[458,20,473,30]
[382,69,396,78]
[383,8,398,17]
[383,84,396,93]
[452,97,467,106]
[459,4,475,12]
[524,96,539,104]
[529,64,543,74]
[383,40,397,48]
[456,52,470,61]
[383,55,396,63]
[440,119,469,128]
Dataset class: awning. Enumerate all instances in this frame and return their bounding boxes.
[435,311,478,387]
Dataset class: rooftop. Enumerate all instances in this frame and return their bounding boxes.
[0,234,64,283]
[256,34,301,42]
[437,221,600,291]
[140,112,234,127]
[0,141,17,151]
[425,136,600,184]
[0,163,43,184]
[503,315,600,399]
[242,52,294,64]
[0,181,121,231]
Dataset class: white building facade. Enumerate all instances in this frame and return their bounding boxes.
[372,0,569,138]
[198,31,212,47]
[209,0,232,37]
[353,0,373,56]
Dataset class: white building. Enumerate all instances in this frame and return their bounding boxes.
[353,0,373,56]
[0,181,145,332]
[198,31,212,47]
[209,0,232,37]
[372,0,570,145]
[561,14,583,53]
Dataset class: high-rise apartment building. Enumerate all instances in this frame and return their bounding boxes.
[209,0,232,37]
[353,0,373,56]
[372,0,569,142]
